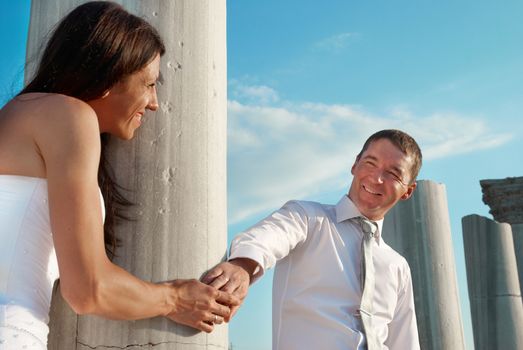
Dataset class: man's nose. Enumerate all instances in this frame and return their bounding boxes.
[371,168,385,184]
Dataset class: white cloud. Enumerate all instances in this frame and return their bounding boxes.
[227,86,513,224]
[313,32,358,52]
[229,80,279,105]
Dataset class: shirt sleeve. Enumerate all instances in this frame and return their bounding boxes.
[384,263,421,350]
[228,200,309,281]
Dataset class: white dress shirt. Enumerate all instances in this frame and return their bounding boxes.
[229,195,420,350]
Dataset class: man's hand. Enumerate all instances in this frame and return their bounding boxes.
[165,279,240,333]
[201,258,259,321]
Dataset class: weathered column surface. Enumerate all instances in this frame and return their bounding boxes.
[513,224,523,296]
[26,0,228,349]
[481,176,523,297]
[480,177,523,224]
[462,215,523,350]
[383,180,465,350]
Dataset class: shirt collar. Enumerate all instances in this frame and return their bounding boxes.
[335,194,384,244]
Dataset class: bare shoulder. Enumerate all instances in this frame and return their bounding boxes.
[0,93,101,177]
[23,93,98,129]
[10,94,103,175]
[16,93,102,149]
[3,93,99,133]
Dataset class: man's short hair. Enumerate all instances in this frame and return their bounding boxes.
[357,129,422,184]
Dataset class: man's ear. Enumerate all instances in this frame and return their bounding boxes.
[351,156,360,175]
[400,181,417,200]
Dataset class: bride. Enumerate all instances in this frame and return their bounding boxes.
[0,2,238,349]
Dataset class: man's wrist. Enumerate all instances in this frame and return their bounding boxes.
[228,258,260,281]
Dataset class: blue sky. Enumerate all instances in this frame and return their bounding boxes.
[227,2,521,350]
[2,1,522,350]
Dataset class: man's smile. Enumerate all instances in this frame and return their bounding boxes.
[363,184,382,196]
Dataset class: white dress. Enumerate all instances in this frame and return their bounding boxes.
[0,175,59,349]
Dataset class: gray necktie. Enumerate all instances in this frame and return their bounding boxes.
[356,217,379,350]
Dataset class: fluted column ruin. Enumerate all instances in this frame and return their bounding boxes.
[383,180,465,350]
[481,176,523,295]
[462,215,523,350]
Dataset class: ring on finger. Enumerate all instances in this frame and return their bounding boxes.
[213,315,218,323]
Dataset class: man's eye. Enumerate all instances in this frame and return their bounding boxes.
[388,171,401,181]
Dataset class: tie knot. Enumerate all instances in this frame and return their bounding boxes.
[356,217,377,238]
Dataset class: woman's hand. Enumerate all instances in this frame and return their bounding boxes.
[201,258,259,321]
[165,279,240,333]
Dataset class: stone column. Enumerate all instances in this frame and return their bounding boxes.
[462,215,523,350]
[480,177,523,224]
[513,224,523,295]
[383,180,465,350]
[481,176,523,296]
[26,1,228,349]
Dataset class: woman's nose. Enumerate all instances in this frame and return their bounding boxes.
[147,89,159,111]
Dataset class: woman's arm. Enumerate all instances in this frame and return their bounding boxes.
[35,95,237,332]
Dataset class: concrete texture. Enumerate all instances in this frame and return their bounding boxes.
[26,0,228,348]
[513,224,523,298]
[480,177,523,224]
[462,215,523,350]
[383,180,465,350]
[480,176,523,300]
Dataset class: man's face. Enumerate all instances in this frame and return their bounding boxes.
[348,138,417,220]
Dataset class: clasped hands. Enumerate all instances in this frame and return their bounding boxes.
[167,258,257,333]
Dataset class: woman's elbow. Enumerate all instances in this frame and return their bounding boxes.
[60,280,100,315]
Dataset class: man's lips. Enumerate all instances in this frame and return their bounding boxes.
[363,184,381,196]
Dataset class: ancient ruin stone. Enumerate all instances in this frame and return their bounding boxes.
[480,177,523,224]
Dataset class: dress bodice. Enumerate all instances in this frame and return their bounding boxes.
[0,175,59,347]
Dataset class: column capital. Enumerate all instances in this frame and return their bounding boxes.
[481,176,523,224]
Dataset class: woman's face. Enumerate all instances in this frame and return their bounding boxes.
[91,54,161,140]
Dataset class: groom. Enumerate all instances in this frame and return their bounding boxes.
[204,129,422,350]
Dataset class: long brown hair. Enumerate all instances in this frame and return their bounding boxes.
[20,1,165,258]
